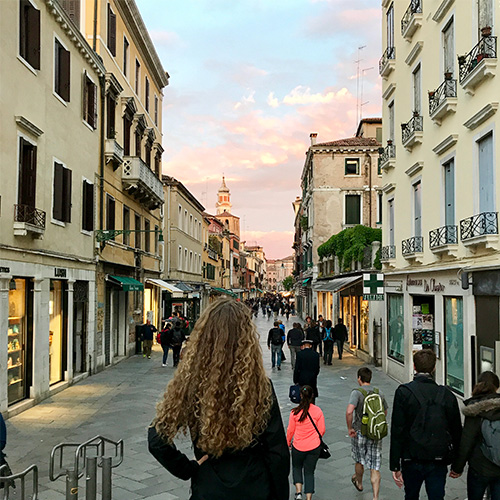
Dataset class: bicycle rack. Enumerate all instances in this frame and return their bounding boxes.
[49,436,124,500]
[0,464,38,500]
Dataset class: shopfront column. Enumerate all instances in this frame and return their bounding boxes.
[66,280,75,381]
[0,278,11,411]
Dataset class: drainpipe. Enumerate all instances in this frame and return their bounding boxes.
[99,75,105,239]
[93,0,98,51]
[167,185,171,278]
[367,153,373,227]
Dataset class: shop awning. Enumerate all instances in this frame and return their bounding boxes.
[302,278,311,285]
[313,275,361,293]
[146,279,184,297]
[108,275,144,291]
[211,287,237,298]
[256,288,264,293]
[175,282,194,292]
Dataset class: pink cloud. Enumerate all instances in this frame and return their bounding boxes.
[243,231,295,260]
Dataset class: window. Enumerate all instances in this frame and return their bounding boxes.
[82,179,94,231]
[154,224,159,254]
[387,3,394,48]
[145,76,150,112]
[478,0,494,36]
[413,65,421,115]
[444,160,455,226]
[184,248,188,271]
[190,214,193,235]
[376,127,382,143]
[377,193,383,224]
[388,198,395,246]
[107,4,116,56]
[123,37,129,76]
[54,39,70,102]
[135,59,140,95]
[388,294,404,363]
[145,141,151,167]
[388,101,395,141]
[413,181,421,237]
[190,251,193,272]
[105,194,115,232]
[83,74,97,129]
[106,95,116,139]
[178,205,182,229]
[19,0,41,70]
[184,210,188,232]
[345,158,360,175]
[443,19,455,76]
[154,96,159,126]
[154,152,160,177]
[123,206,130,245]
[135,128,142,158]
[445,297,464,394]
[478,133,494,213]
[135,214,141,249]
[18,137,37,208]
[53,162,72,223]
[123,114,132,155]
[61,0,80,27]
[345,194,361,225]
[144,219,150,253]
[178,246,182,270]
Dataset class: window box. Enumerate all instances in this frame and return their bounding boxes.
[379,47,396,78]
[401,0,423,41]
[429,79,457,125]
[458,36,497,95]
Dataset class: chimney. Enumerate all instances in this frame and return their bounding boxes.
[310,133,317,146]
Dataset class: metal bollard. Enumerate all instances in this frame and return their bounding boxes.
[66,469,79,499]
[101,457,112,500]
[85,457,97,500]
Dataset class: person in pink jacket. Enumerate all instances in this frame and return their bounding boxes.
[286,385,326,500]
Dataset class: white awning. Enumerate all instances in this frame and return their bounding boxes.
[146,279,184,297]
[313,275,361,293]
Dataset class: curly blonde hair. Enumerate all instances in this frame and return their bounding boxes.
[154,298,273,457]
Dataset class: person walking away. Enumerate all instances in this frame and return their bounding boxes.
[278,321,287,362]
[322,321,334,366]
[273,302,280,321]
[170,321,186,367]
[390,349,462,500]
[142,319,157,359]
[450,371,500,500]
[267,304,272,320]
[285,305,290,321]
[160,322,172,367]
[332,318,348,360]
[294,339,320,399]
[287,385,325,500]
[287,323,305,369]
[268,322,284,370]
[346,367,388,500]
[306,322,322,357]
[148,298,290,500]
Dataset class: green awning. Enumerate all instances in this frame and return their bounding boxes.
[211,287,237,298]
[108,275,144,291]
[302,278,311,285]
[256,288,264,293]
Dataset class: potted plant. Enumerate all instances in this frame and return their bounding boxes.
[444,71,453,80]
[458,55,466,66]
[428,90,436,98]
[481,26,492,37]
[387,139,393,146]
[413,110,420,118]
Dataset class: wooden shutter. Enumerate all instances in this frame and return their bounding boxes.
[107,196,115,230]
[83,73,89,123]
[62,0,80,28]
[108,5,116,56]
[92,81,97,129]
[123,116,131,155]
[27,3,40,69]
[63,167,72,223]
[53,162,64,221]
[60,45,71,102]
[135,130,141,158]
[18,139,37,207]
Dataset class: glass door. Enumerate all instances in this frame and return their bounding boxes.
[8,279,26,404]
[445,297,464,394]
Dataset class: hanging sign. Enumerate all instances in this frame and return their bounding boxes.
[363,273,384,301]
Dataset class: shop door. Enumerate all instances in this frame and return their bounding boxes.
[104,289,111,366]
[73,281,88,374]
[475,296,499,377]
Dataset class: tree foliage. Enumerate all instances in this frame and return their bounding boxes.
[282,275,294,291]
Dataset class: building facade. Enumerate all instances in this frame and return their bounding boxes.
[380,0,500,395]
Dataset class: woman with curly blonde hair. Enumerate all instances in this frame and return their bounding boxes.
[148,298,290,500]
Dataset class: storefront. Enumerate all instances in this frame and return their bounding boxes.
[49,280,67,385]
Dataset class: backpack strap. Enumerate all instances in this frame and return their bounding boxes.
[373,388,379,395]
[407,382,445,407]
[357,388,369,398]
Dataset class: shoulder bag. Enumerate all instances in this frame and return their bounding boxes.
[307,413,330,459]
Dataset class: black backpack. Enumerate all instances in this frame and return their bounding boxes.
[172,329,183,345]
[407,384,452,461]
[271,328,283,345]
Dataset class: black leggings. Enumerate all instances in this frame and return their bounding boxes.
[292,445,321,494]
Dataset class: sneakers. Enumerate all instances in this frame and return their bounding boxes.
[143,354,146,358]
[162,364,167,367]
[295,493,303,500]
[277,366,281,371]
[148,356,151,359]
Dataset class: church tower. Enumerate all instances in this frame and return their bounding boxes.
[216,176,232,215]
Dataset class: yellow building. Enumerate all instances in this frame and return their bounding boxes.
[380,0,500,395]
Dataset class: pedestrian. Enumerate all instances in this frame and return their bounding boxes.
[346,367,388,500]
[170,320,186,367]
[450,371,500,500]
[332,318,348,360]
[0,412,14,490]
[287,385,325,500]
[285,305,290,321]
[322,320,334,365]
[287,323,305,369]
[390,349,462,500]
[273,302,280,321]
[294,339,320,399]
[278,321,287,362]
[148,298,290,500]
[141,319,157,359]
[305,321,322,357]
[268,321,284,370]
[160,322,172,367]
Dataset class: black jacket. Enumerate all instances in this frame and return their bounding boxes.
[287,328,304,347]
[453,393,500,477]
[305,326,321,344]
[267,328,284,347]
[293,348,320,397]
[389,374,462,471]
[332,324,348,342]
[160,328,173,347]
[148,383,290,500]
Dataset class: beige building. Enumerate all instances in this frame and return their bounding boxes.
[380,0,500,395]
[267,256,293,292]
[0,0,105,413]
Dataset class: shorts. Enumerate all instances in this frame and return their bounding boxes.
[351,431,382,471]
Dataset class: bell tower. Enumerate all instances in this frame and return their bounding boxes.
[216,176,232,215]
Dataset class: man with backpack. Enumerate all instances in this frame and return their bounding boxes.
[346,367,388,500]
[170,321,186,367]
[267,321,284,370]
[390,349,462,500]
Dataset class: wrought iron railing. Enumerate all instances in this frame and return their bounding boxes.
[429,225,458,248]
[379,46,396,75]
[460,212,498,240]
[401,0,422,35]
[381,245,396,260]
[379,143,396,168]
[458,35,497,82]
[401,114,423,144]
[429,78,457,115]
[14,204,46,229]
[402,236,423,255]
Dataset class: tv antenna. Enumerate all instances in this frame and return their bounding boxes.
[360,67,374,119]
[355,45,366,128]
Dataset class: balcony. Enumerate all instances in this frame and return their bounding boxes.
[458,34,497,95]
[429,225,458,256]
[401,114,423,150]
[401,0,423,41]
[381,245,396,262]
[122,156,164,210]
[379,46,396,78]
[460,212,498,249]
[428,78,457,125]
[402,236,423,261]
[378,143,396,171]
[105,139,124,170]
[13,204,46,238]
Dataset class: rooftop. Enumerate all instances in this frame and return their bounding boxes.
[314,137,381,148]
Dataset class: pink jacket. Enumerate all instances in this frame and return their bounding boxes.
[286,404,325,452]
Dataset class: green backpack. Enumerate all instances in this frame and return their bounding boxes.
[357,388,388,441]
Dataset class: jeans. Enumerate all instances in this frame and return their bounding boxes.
[161,346,169,364]
[402,461,448,500]
[271,344,282,367]
[289,345,301,369]
[334,339,344,359]
[467,467,500,500]
[292,445,321,494]
[323,340,334,365]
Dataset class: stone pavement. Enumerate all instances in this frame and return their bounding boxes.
[6,313,467,499]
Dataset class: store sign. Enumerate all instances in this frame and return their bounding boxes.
[0,267,10,273]
[406,276,446,292]
[54,268,67,278]
[363,273,384,301]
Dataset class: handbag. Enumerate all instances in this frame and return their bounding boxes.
[307,413,330,459]
[289,384,301,404]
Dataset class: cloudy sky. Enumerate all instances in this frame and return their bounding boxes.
[137,0,382,259]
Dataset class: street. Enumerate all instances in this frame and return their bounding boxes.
[7,313,466,500]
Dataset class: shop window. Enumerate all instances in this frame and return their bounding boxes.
[54,38,70,102]
[412,295,436,355]
[345,158,360,175]
[107,4,116,56]
[19,0,41,70]
[53,162,72,223]
[388,294,404,363]
[49,280,65,385]
[445,297,464,395]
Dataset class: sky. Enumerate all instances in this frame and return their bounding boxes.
[136,0,382,259]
